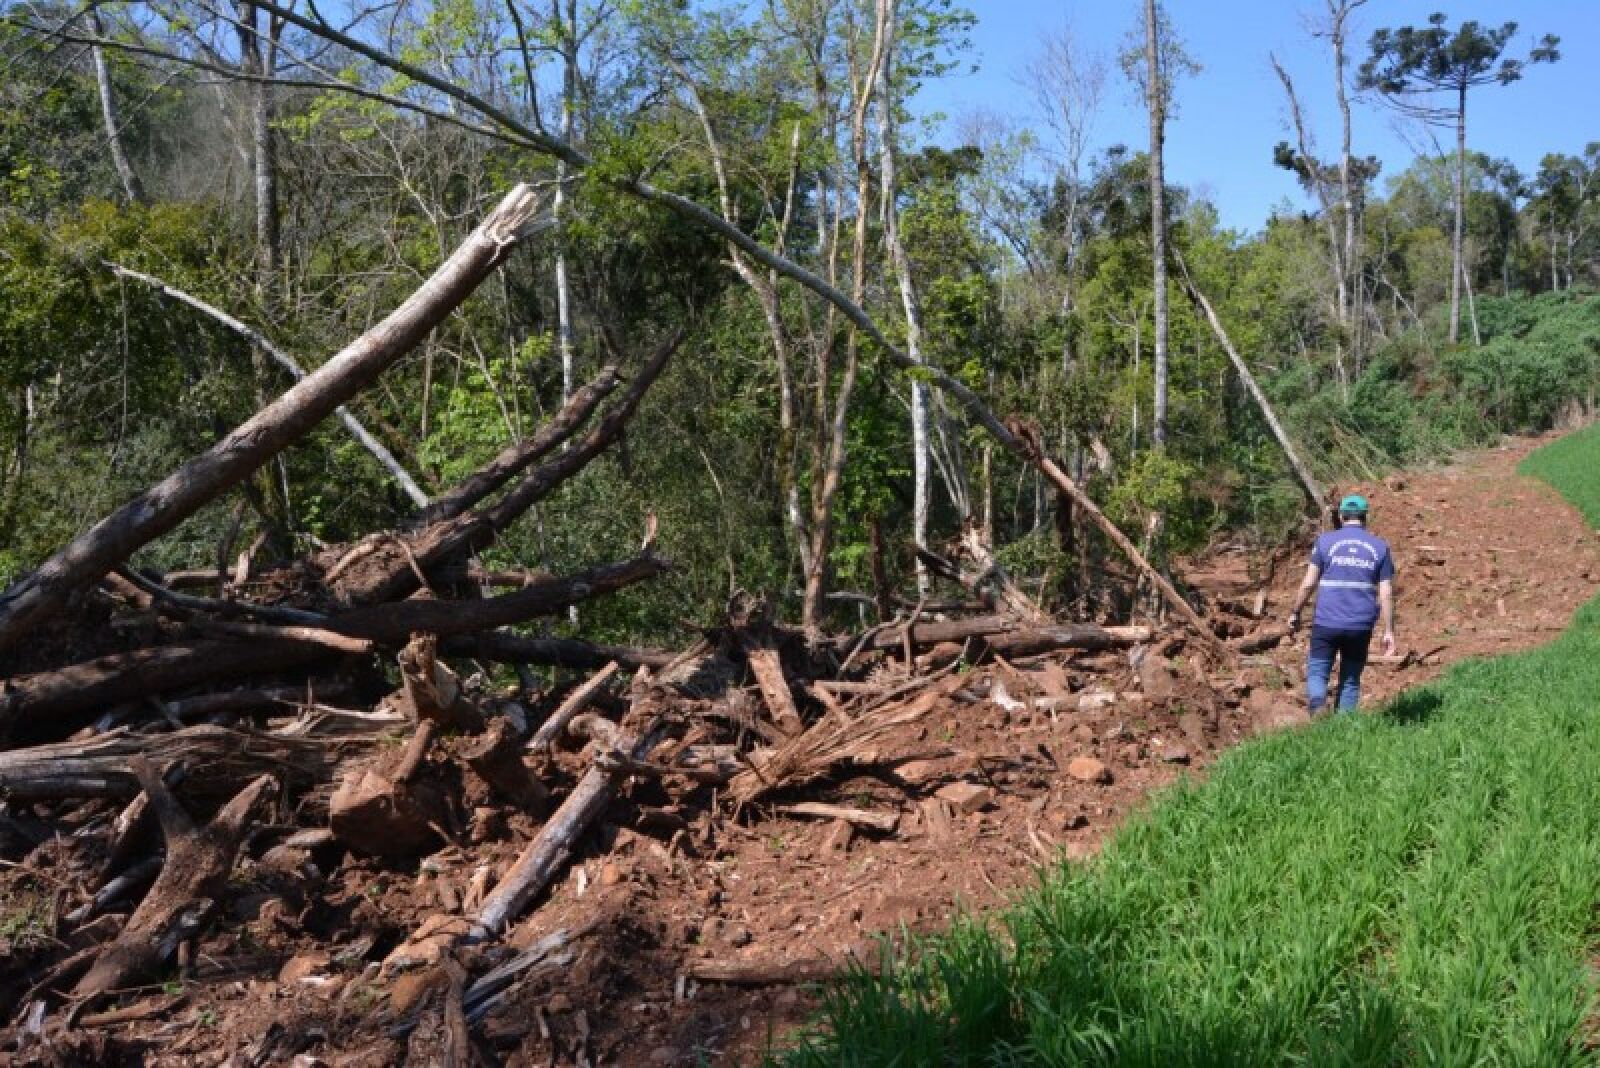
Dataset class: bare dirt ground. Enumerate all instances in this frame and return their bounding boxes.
[2,435,1596,1067]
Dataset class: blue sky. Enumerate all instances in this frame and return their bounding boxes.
[915,0,1596,234]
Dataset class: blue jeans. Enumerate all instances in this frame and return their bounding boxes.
[1307,626,1372,713]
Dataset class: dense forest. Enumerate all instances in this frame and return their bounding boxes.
[1,0,1597,644]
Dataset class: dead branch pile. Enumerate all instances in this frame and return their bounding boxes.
[0,192,1269,1062]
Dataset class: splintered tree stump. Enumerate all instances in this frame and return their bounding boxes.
[74,759,275,1001]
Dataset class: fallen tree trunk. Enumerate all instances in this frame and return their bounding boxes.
[1176,254,1326,516]
[441,632,673,671]
[0,725,365,802]
[851,614,1149,652]
[337,328,684,607]
[105,262,431,508]
[1,640,336,729]
[0,185,541,654]
[326,553,667,644]
[1007,421,1226,654]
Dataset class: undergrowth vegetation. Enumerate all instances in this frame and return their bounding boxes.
[776,426,1600,1065]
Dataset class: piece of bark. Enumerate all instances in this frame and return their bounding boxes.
[918,797,955,842]
[527,661,619,750]
[462,719,548,813]
[0,185,541,653]
[779,803,898,834]
[743,644,805,737]
[74,760,275,1000]
[469,705,670,937]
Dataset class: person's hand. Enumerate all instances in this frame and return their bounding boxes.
[1286,610,1302,633]
[1381,629,1396,656]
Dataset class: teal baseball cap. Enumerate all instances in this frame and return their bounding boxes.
[1338,494,1369,516]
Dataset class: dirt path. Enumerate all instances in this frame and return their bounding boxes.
[4,437,1596,1067]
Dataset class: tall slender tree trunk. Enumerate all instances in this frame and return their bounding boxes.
[874,0,931,588]
[553,0,577,402]
[1144,0,1169,449]
[1332,2,1362,369]
[88,9,144,205]
[1448,86,1466,345]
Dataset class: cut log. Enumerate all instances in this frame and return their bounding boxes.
[0,185,542,653]
[469,704,670,938]
[852,615,1149,653]
[527,661,620,751]
[74,759,275,1000]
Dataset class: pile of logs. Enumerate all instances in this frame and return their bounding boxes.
[0,186,1218,1056]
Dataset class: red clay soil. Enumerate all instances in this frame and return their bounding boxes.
[2,436,1597,1067]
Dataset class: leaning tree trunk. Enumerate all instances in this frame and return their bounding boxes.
[0,185,540,653]
[1177,257,1326,515]
[88,9,144,205]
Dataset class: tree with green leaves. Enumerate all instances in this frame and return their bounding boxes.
[1358,13,1559,344]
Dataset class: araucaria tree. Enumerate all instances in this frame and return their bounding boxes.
[1358,13,1559,344]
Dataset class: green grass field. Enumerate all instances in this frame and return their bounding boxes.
[776,429,1600,1066]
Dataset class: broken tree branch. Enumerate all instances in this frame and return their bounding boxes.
[528,661,620,751]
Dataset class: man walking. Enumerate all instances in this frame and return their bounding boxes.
[1285,495,1397,714]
